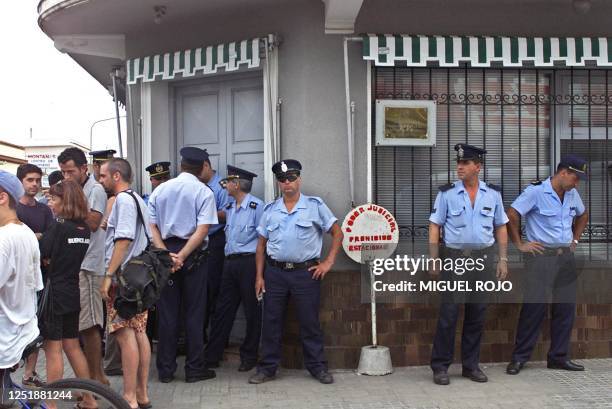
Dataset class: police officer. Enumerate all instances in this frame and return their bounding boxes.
[506,155,589,375]
[200,154,231,336]
[204,165,263,372]
[89,149,116,181]
[148,147,218,383]
[429,144,509,385]
[248,159,343,385]
[141,161,172,345]
[143,161,171,205]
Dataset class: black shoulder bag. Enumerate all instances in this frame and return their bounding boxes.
[113,191,173,320]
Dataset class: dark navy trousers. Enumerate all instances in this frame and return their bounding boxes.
[430,303,487,372]
[205,255,262,365]
[512,252,577,363]
[205,230,226,332]
[156,238,208,378]
[257,265,327,377]
[430,248,493,372]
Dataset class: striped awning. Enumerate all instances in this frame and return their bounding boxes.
[363,35,612,67]
[127,38,262,84]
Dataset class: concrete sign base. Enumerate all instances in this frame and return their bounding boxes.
[357,345,393,376]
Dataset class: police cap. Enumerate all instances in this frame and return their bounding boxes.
[89,149,116,163]
[454,143,486,162]
[146,161,171,178]
[559,154,588,180]
[272,159,302,175]
[226,165,257,181]
[180,147,209,166]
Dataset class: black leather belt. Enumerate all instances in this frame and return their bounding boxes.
[444,246,493,257]
[536,247,572,257]
[266,257,319,271]
[226,252,255,260]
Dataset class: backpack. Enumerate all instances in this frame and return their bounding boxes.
[113,191,173,320]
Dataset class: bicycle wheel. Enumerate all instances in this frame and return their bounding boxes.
[39,378,131,409]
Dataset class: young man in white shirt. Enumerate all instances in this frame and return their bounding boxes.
[0,171,44,406]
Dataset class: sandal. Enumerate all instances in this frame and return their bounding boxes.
[138,401,152,409]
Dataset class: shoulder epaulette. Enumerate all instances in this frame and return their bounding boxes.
[225,203,233,210]
[249,201,258,209]
[487,183,502,192]
[263,201,275,211]
[307,196,324,204]
[531,180,543,186]
[438,183,454,192]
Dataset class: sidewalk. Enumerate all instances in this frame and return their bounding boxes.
[21,357,612,409]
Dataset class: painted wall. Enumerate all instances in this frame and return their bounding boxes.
[0,142,26,174]
[125,0,368,269]
[355,0,612,37]
[123,0,601,270]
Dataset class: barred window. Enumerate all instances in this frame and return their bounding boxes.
[373,67,612,258]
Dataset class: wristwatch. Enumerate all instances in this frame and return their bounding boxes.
[105,271,114,278]
[573,239,579,245]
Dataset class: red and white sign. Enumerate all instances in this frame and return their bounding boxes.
[341,204,399,264]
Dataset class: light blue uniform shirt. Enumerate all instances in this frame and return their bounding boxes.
[511,177,585,246]
[257,193,337,263]
[224,193,264,256]
[208,172,230,236]
[429,180,509,249]
[148,172,218,240]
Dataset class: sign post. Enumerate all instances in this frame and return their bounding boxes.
[341,204,399,375]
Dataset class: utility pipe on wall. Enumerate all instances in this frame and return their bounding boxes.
[111,68,124,157]
[343,36,363,209]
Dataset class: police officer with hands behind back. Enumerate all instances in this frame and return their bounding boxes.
[429,144,509,386]
[204,165,263,372]
[248,159,343,385]
[506,155,589,375]
[148,147,218,384]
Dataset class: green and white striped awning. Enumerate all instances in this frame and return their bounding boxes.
[363,35,612,67]
[127,38,262,84]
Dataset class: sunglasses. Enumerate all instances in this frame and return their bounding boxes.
[276,174,299,183]
[219,177,240,189]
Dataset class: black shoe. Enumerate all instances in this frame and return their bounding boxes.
[205,361,220,369]
[185,369,216,383]
[547,360,585,371]
[248,372,275,384]
[314,371,334,384]
[433,371,449,385]
[104,368,123,377]
[238,362,256,372]
[462,367,488,383]
[506,361,524,375]
[158,375,174,383]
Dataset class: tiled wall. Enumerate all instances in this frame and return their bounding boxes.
[280,271,612,369]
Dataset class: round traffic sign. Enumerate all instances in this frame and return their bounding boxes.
[341,204,399,264]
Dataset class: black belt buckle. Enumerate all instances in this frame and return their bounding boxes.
[284,262,294,270]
